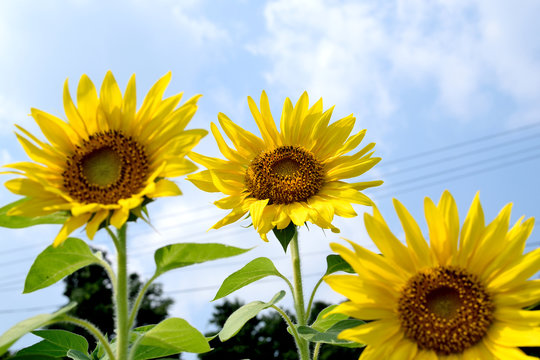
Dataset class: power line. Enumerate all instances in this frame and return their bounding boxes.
[380,121,540,166]
[380,132,540,177]
[376,151,540,198]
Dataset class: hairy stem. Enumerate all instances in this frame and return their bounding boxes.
[113,225,129,360]
[58,315,116,360]
[290,230,310,360]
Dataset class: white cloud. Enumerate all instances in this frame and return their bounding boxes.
[253,0,540,125]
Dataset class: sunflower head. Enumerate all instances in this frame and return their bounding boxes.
[325,191,539,359]
[187,91,382,241]
[4,71,206,246]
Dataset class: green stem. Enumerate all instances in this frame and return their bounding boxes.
[271,304,302,345]
[290,230,310,360]
[59,315,116,360]
[306,276,324,321]
[312,342,322,360]
[128,273,159,329]
[113,225,129,360]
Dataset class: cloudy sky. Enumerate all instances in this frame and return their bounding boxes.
[0,0,539,358]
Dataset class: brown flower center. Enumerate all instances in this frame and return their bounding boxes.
[63,130,149,204]
[398,266,494,355]
[245,145,324,204]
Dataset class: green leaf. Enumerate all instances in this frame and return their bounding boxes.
[33,329,88,353]
[67,349,92,360]
[213,257,284,300]
[297,319,365,347]
[24,237,101,293]
[310,305,348,332]
[272,222,296,252]
[219,290,285,341]
[325,254,354,275]
[154,243,251,276]
[0,198,69,229]
[0,302,77,355]
[135,318,210,358]
[14,339,68,357]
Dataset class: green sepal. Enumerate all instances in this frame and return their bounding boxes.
[219,290,286,341]
[0,198,69,229]
[0,302,77,355]
[297,319,366,347]
[213,257,284,300]
[24,237,101,293]
[325,254,354,275]
[154,243,251,276]
[272,222,296,252]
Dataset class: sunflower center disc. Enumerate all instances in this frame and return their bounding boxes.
[63,130,149,205]
[245,145,324,204]
[397,266,494,355]
[82,147,121,186]
[426,286,461,319]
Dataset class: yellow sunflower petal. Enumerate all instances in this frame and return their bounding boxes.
[338,319,402,346]
[217,112,265,155]
[364,211,415,274]
[63,79,89,137]
[146,179,182,198]
[53,213,92,247]
[121,74,137,128]
[86,210,109,240]
[457,192,485,266]
[100,71,123,129]
[76,74,99,134]
[488,247,540,290]
[393,198,432,268]
[488,322,540,347]
[136,72,172,127]
[211,207,246,230]
[110,206,130,229]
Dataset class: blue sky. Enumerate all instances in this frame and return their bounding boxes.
[0,0,539,357]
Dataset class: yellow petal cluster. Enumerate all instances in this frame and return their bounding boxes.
[187,91,381,240]
[326,191,539,359]
[4,71,206,246]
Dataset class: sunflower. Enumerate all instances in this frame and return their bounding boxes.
[3,71,206,246]
[325,191,540,359]
[187,91,382,241]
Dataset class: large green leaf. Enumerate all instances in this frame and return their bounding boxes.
[15,330,88,358]
[14,340,68,357]
[0,303,77,355]
[135,318,210,358]
[219,291,285,341]
[213,257,284,300]
[154,243,251,276]
[33,329,88,353]
[297,319,365,347]
[272,222,296,252]
[24,237,101,293]
[310,305,348,332]
[0,198,69,229]
[325,254,354,275]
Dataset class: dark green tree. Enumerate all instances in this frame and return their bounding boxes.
[198,300,361,360]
